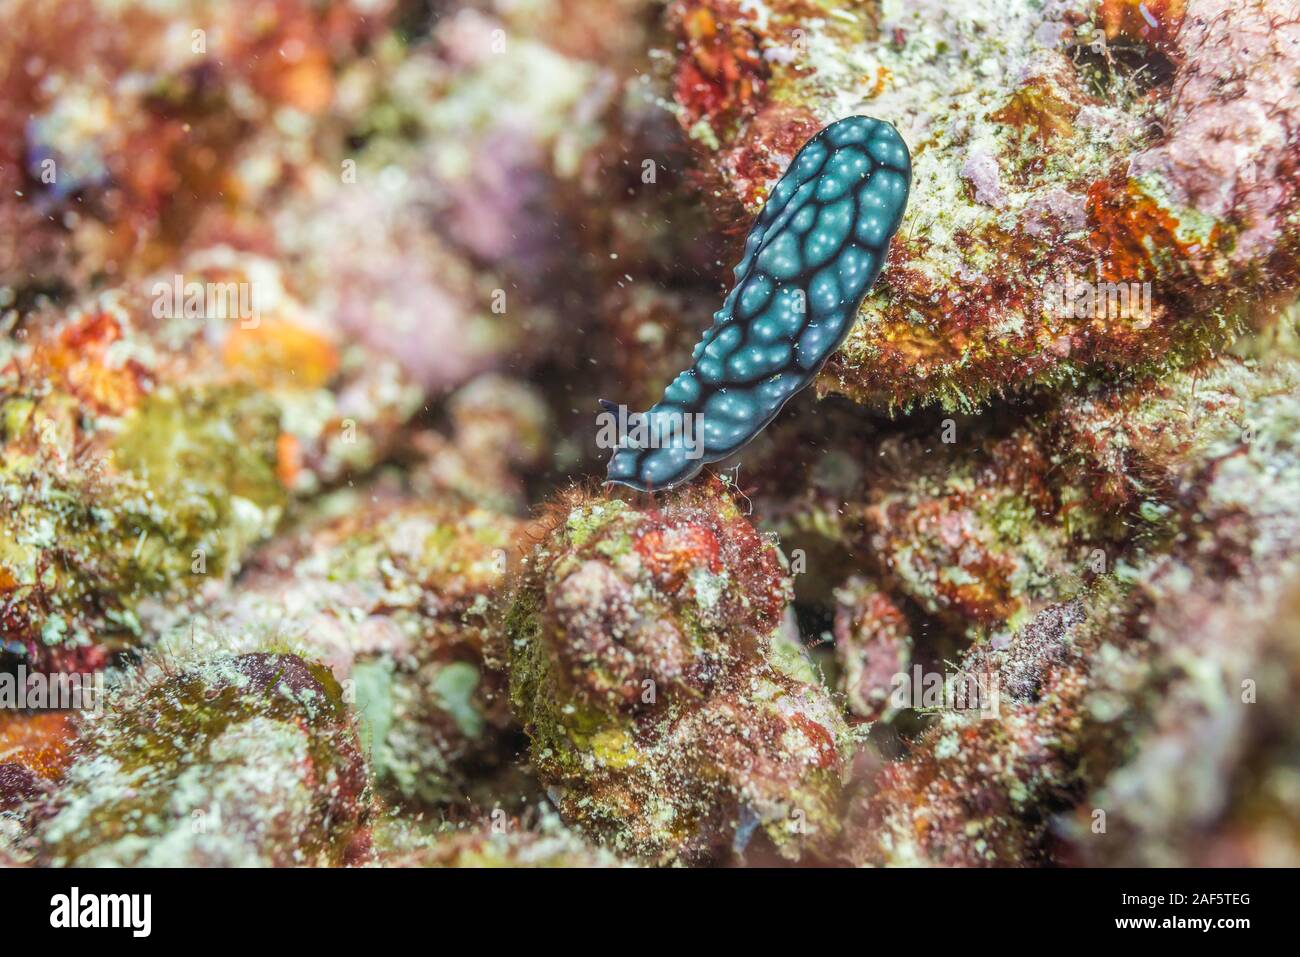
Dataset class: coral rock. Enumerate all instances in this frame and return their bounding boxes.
[33,653,371,866]
[152,492,526,813]
[667,0,1300,409]
[844,351,1300,865]
[0,254,420,669]
[504,479,853,863]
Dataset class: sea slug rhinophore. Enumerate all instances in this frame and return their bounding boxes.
[605,115,911,491]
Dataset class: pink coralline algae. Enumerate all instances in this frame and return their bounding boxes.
[1125,0,1300,271]
[834,578,912,721]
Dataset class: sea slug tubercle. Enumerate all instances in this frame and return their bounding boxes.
[604,115,911,491]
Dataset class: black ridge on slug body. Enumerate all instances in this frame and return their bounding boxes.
[604,115,911,491]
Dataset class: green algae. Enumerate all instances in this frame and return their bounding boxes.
[37,654,368,867]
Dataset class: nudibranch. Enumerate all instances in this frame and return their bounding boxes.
[604,115,911,491]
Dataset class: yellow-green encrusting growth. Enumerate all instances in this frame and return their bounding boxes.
[0,262,421,669]
[504,480,856,864]
[34,653,371,867]
[0,380,287,663]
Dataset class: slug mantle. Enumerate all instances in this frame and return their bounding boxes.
[604,115,911,491]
